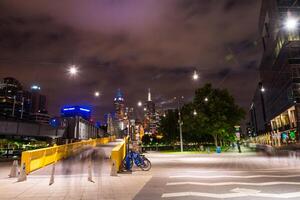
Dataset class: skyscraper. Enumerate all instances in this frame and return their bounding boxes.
[144,88,157,134]
[30,85,47,114]
[0,77,30,119]
[114,89,126,130]
[114,89,125,121]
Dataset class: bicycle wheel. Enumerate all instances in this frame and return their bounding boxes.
[122,158,133,170]
[139,157,151,171]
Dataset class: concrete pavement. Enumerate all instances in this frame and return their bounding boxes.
[0,141,151,200]
[134,152,300,200]
[2,145,300,200]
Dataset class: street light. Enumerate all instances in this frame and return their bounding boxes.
[174,95,184,152]
[260,86,265,93]
[204,97,208,102]
[94,91,100,97]
[193,109,197,116]
[192,70,199,81]
[285,17,298,31]
[137,101,142,107]
[68,65,78,76]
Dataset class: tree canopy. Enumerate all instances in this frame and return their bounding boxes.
[159,83,245,146]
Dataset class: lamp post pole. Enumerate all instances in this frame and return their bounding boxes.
[12,95,16,117]
[176,96,184,152]
[178,110,183,152]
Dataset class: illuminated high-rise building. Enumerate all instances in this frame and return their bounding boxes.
[144,88,157,134]
[30,85,47,114]
[114,89,125,130]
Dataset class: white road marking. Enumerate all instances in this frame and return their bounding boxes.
[231,187,260,194]
[162,191,300,198]
[186,170,295,173]
[170,175,300,179]
[167,181,300,186]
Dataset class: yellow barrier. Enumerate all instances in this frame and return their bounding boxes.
[111,137,128,172]
[21,136,116,174]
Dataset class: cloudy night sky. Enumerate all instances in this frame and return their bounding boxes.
[0,0,262,121]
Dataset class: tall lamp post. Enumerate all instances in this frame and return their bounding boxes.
[259,82,267,126]
[174,96,184,152]
[178,108,183,152]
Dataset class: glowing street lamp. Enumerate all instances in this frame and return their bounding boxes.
[285,17,298,31]
[68,65,78,76]
[204,97,208,102]
[260,86,265,93]
[192,70,199,81]
[193,109,197,116]
[137,101,142,107]
[94,91,100,97]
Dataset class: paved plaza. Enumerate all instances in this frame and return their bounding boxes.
[1,144,300,200]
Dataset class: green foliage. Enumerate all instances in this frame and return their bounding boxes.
[158,109,179,144]
[158,83,245,147]
[142,134,151,145]
[193,84,245,146]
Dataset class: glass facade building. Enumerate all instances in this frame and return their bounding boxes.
[250,0,300,145]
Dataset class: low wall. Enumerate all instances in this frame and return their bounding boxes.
[21,136,116,174]
[111,137,128,172]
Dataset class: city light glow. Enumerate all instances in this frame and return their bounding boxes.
[137,101,142,107]
[79,108,90,112]
[285,17,298,31]
[63,107,75,111]
[193,109,197,116]
[68,65,78,76]
[192,70,199,80]
[31,85,41,90]
[94,91,100,97]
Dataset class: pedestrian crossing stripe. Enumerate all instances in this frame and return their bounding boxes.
[161,191,300,198]
[169,175,300,179]
[167,181,300,186]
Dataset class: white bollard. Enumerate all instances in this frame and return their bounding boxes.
[17,163,27,182]
[49,163,55,185]
[9,160,19,178]
[110,160,117,176]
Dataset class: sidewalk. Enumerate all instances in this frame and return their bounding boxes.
[0,142,152,200]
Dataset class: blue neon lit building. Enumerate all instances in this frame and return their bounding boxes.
[61,105,92,121]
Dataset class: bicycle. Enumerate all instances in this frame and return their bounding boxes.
[122,150,151,171]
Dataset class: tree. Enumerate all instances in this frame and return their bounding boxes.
[181,103,213,145]
[158,84,245,148]
[158,109,179,144]
[192,84,245,146]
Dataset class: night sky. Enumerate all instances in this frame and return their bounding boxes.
[0,0,262,121]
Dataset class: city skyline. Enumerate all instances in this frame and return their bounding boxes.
[2,1,300,200]
[0,0,261,119]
